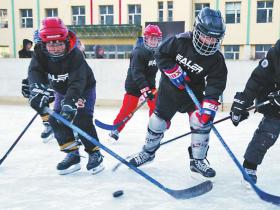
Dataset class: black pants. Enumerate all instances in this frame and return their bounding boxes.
[244,115,280,165]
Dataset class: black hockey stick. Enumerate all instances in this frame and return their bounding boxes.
[112,100,270,172]
[0,113,39,166]
[184,84,280,206]
[47,108,213,199]
[95,90,157,131]
[161,100,270,146]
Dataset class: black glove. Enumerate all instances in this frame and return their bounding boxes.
[21,78,30,98]
[29,83,51,114]
[230,92,252,126]
[60,100,77,122]
[140,87,155,100]
[268,90,280,107]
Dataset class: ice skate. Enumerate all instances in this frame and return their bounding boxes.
[57,150,81,175]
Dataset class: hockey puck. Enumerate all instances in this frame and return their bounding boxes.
[113,190,124,197]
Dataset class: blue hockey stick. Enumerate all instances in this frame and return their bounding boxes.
[46,108,213,199]
[184,83,280,206]
[94,98,148,130]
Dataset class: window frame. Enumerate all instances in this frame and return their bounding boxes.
[72,6,86,25]
[45,8,58,17]
[128,4,141,25]
[225,2,241,24]
[224,45,240,60]
[194,3,210,17]
[0,9,8,28]
[257,0,273,23]
[99,5,114,25]
[20,9,33,28]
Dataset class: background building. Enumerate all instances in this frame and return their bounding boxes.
[0,0,279,59]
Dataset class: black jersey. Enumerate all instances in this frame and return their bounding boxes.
[28,46,96,105]
[155,32,227,100]
[243,39,280,117]
[125,45,158,97]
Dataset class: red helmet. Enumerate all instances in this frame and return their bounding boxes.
[143,24,162,50]
[144,24,162,38]
[39,17,68,43]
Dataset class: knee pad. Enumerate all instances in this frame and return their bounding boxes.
[144,113,170,152]
[189,111,210,159]
[244,117,280,164]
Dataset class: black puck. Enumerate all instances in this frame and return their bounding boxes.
[113,190,124,197]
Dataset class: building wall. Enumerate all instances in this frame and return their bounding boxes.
[0,0,280,58]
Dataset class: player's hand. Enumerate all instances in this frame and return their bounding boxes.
[140,87,154,100]
[60,100,77,122]
[230,92,251,126]
[196,99,220,125]
[163,65,190,90]
[21,78,30,98]
[29,83,50,114]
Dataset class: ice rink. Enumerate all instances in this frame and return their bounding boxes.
[0,104,280,210]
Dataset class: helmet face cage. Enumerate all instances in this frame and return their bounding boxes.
[192,27,223,56]
[143,24,162,51]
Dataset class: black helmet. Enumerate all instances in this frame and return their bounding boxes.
[192,7,226,56]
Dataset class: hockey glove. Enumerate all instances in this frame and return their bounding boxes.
[29,83,51,115]
[21,78,30,98]
[196,99,220,125]
[140,87,154,100]
[163,64,190,90]
[60,100,77,122]
[268,90,280,107]
[230,92,252,126]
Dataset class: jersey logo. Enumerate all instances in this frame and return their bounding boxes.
[48,73,69,82]
[176,54,203,74]
[261,59,269,69]
[148,59,157,67]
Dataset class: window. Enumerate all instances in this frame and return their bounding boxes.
[0,46,10,58]
[225,2,241,23]
[72,6,85,25]
[0,9,8,28]
[167,1,173,22]
[100,5,114,25]
[45,8,58,17]
[255,44,271,59]
[84,45,133,59]
[195,3,210,17]
[224,45,240,60]
[128,5,141,25]
[158,2,163,22]
[257,1,273,23]
[20,9,33,28]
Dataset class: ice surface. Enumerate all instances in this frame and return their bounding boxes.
[0,105,279,210]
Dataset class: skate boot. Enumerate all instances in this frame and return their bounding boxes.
[244,168,257,184]
[188,147,216,178]
[57,149,81,175]
[41,121,54,143]
[109,130,119,141]
[86,150,105,174]
[129,144,160,167]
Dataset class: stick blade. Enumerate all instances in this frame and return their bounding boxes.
[167,180,213,199]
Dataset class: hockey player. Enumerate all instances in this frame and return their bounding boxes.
[129,8,227,178]
[109,24,162,141]
[230,39,280,184]
[21,30,55,143]
[28,17,104,175]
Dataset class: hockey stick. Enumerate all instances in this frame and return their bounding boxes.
[95,90,157,130]
[112,100,270,172]
[184,83,280,206]
[46,108,213,199]
[0,113,39,166]
[161,100,270,146]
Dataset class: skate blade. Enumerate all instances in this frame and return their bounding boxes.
[89,164,105,174]
[190,170,216,182]
[58,163,81,175]
[42,133,54,143]
[107,137,118,144]
[241,179,252,190]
